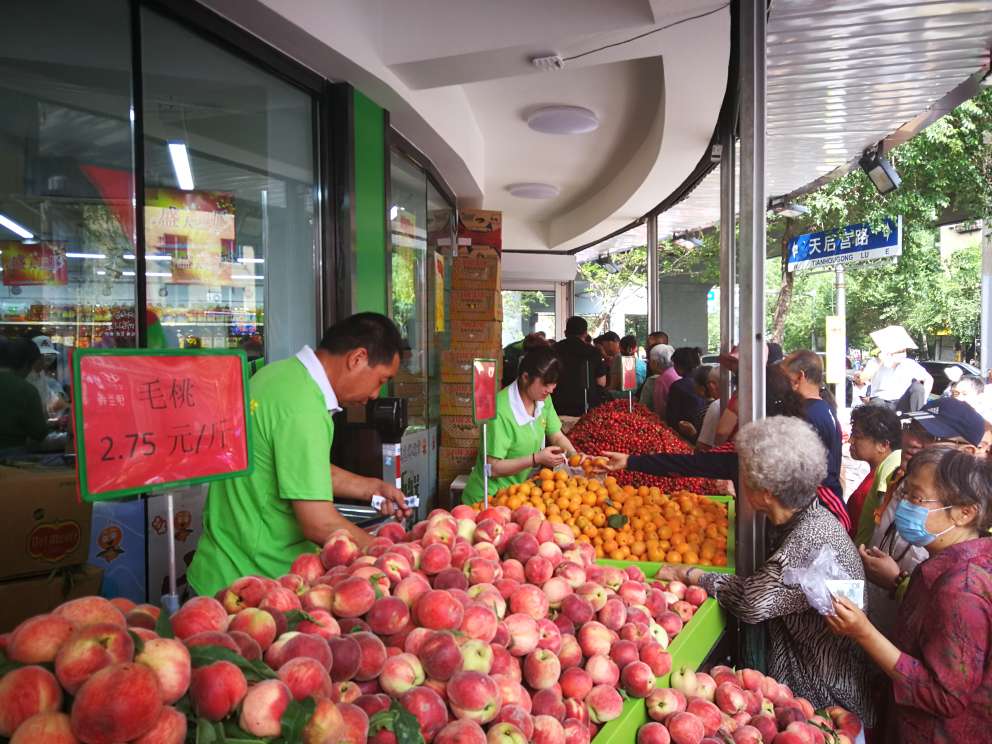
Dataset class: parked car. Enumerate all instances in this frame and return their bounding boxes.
[919,360,982,397]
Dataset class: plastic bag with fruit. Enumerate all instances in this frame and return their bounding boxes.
[782,544,856,616]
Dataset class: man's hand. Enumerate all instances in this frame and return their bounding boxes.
[367,478,412,519]
[825,595,871,642]
[600,451,629,472]
[859,544,901,590]
[678,421,698,440]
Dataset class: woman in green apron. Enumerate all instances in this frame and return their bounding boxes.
[462,346,580,505]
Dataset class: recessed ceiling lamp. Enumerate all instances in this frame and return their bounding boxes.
[507,182,560,199]
[526,105,599,135]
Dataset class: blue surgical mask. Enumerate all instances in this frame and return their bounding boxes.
[894,500,954,546]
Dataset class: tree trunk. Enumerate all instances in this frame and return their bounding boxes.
[770,220,798,344]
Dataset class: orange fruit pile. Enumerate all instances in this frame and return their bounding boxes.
[477,469,730,566]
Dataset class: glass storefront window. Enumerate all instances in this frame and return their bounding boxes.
[0,0,136,451]
[501,290,556,348]
[140,9,317,363]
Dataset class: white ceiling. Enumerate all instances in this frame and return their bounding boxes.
[199,0,732,253]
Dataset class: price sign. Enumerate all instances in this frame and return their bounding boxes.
[72,349,252,502]
[621,356,637,391]
[472,358,498,424]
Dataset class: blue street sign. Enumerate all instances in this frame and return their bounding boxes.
[787,216,901,272]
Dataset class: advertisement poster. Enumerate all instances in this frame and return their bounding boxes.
[1,241,67,286]
[144,188,236,285]
[434,252,445,332]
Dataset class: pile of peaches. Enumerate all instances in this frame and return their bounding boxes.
[0,502,712,743]
[485,470,731,566]
[636,665,862,744]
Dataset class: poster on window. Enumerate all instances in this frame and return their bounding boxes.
[434,252,445,332]
[1,241,67,286]
[144,188,236,285]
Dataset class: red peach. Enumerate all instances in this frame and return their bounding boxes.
[532,688,566,720]
[554,562,587,589]
[494,578,520,600]
[332,680,362,704]
[576,583,608,612]
[645,588,668,618]
[447,670,502,723]
[585,654,620,686]
[55,622,134,694]
[421,543,452,575]
[460,604,499,643]
[8,614,75,665]
[508,584,549,621]
[279,656,333,701]
[667,712,705,744]
[694,673,717,702]
[637,722,672,744]
[299,609,342,641]
[560,594,594,625]
[541,577,572,610]
[503,614,539,657]
[715,683,747,715]
[496,704,534,737]
[436,718,486,744]
[558,635,583,670]
[684,586,708,607]
[170,597,228,640]
[618,581,648,606]
[525,556,554,585]
[302,585,335,613]
[394,573,432,607]
[459,639,494,674]
[321,531,360,569]
[666,581,687,600]
[537,541,563,566]
[400,686,449,742]
[609,639,639,668]
[135,637,191,704]
[336,702,369,744]
[380,653,425,697]
[415,590,465,630]
[524,649,561,690]
[646,688,686,721]
[131,627,159,642]
[53,596,126,629]
[586,685,623,724]
[276,632,334,671]
[656,611,684,639]
[403,626,433,656]
[500,559,527,583]
[621,661,656,698]
[280,573,308,595]
[490,644,518,678]
[748,713,777,742]
[464,557,502,585]
[507,532,540,563]
[301,696,345,744]
[492,673,527,709]
[671,601,695,624]
[328,577,375,618]
[220,576,267,613]
[355,692,392,717]
[731,725,762,744]
[620,622,650,644]
[0,666,63,737]
[597,598,627,631]
[687,699,722,736]
[126,607,160,631]
[599,567,625,591]
[378,521,407,541]
[239,679,291,737]
[560,667,593,700]
[350,632,386,681]
[189,660,247,722]
[577,621,612,657]
[536,618,562,653]
[228,607,278,650]
[325,635,360,680]
[532,714,566,744]
[71,662,162,743]
[418,631,462,681]
[184,631,240,654]
[10,711,77,744]
[638,641,672,677]
[488,722,528,744]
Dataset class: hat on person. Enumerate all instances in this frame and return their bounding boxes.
[32,335,57,357]
[905,397,986,447]
[870,325,917,354]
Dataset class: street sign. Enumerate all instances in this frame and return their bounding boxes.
[787,217,901,272]
[72,349,252,502]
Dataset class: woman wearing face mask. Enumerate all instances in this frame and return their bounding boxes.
[828,446,992,744]
[461,346,581,505]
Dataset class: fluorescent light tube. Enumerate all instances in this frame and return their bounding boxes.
[0,214,34,239]
[168,141,195,191]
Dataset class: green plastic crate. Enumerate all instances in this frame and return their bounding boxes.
[596,495,736,575]
[591,586,728,744]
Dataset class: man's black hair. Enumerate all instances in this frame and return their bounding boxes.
[3,337,40,374]
[851,403,902,450]
[671,347,701,375]
[620,335,638,355]
[318,313,403,366]
[601,331,620,343]
[564,316,588,337]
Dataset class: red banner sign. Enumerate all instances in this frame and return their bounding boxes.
[1,241,67,286]
[622,356,637,391]
[472,358,498,424]
[73,350,251,501]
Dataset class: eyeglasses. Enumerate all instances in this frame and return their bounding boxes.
[895,479,944,507]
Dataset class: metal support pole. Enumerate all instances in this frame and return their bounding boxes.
[981,222,991,375]
[738,0,767,670]
[647,215,661,333]
[834,265,847,407]
[162,493,179,615]
[719,128,737,411]
[482,423,490,510]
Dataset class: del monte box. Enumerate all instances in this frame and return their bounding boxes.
[0,465,93,579]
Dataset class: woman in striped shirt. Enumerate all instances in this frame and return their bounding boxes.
[662,417,875,728]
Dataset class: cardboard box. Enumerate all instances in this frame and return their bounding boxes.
[452,256,501,290]
[439,446,477,474]
[441,416,481,442]
[441,351,482,383]
[88,498,147,604]
[442,433,478,450]
[0,564,103,632]
[440,384,474,416]
[0,465,93,581]
[146,487,206,605]
[457,209,502,251]
[450,289,502,321]
[450,320,502,348]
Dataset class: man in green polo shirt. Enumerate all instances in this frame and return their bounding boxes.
[189,313,411,596]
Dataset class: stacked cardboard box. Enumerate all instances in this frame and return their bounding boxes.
[438,217,503,503]
[0,465,100,631]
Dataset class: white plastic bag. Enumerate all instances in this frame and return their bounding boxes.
[782,545,853,616]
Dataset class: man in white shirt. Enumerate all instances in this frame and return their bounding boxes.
[867,326,932,409]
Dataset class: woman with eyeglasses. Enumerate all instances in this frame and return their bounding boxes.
[827,446,992,744]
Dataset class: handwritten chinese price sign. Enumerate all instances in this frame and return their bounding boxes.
[621,356,637,391]
[72,349,252,501]
[472,358,497,424]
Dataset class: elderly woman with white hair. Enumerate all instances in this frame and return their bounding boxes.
[639,343,675,413]
[663,416,875,727]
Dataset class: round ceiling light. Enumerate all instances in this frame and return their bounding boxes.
[507,182,560,199]
[526,105,599,135]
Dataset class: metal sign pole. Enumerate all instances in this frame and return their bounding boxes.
[482,423,490,510]
[834,264,847,407]
[162,492,179,615]
[628,389,633,413]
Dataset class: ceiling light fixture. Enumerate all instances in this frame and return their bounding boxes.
[526,105,599,135]
[860,148,901,195]
[507,182,560,199]
[769,198,809,219]
[0,214,34,240]
[168,141,195,191]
